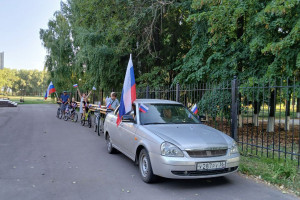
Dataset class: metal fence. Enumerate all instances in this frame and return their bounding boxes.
[91,77,299,168]
[126,77,299,168]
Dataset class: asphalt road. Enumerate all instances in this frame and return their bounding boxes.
[0,104,298,200]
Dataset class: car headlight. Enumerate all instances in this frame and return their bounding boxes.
[230,141,239,154]
[161,142,184,157]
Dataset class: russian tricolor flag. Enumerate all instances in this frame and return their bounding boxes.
[107,102,112,109]
[117,54,136,125]
[139,104,149,113]
[44,81,56,100]
[191,104,198,114]
[73,84,78,88]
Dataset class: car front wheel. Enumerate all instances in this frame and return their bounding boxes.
[106,134,116,154]
[139,149,157,183]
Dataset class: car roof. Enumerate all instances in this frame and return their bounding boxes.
[134,99,182,105]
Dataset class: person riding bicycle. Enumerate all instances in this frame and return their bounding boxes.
[60,91,70,115]
[70,97,77,110]
[69,97,77,113]
[77,88,92,118]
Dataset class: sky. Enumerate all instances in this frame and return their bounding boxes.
[0,0,62,71]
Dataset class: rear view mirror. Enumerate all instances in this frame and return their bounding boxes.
[122,115,134,123]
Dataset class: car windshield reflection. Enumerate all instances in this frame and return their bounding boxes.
[139,104,200,125]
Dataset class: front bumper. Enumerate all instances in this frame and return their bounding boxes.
[149,152,240,179]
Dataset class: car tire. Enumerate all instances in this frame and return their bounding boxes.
[106,134,116,154]
[139,149,157,183]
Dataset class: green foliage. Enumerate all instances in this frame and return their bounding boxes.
[41,0,193,92]
[40,0,299,107]
[198,85,231,119]
[240,154,300,196]
[175,0,300,84]
[0,68,48,95]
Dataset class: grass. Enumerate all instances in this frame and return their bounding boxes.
[4,96,56,104]
[239,152,300,196]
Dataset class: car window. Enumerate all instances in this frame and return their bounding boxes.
[139,104,200,125]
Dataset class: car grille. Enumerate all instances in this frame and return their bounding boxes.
[186,149,228,158]
[171,167,238,176]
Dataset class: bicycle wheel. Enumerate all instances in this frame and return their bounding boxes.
[74,113,78,123]
[64,112,69,121]
[59,110,63,119]
[94,116,97,132]
[88,115,92,128]
[56,108,60,118]
[97,116,101,136]
[81,115,85,126]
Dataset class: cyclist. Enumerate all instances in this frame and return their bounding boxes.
[70,97,77,110]
[60,91,70,115]
[77,88,92,118]
[70,97,77,116]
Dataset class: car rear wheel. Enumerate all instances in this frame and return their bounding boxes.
[139,149,157,183]
[106,134,116,154]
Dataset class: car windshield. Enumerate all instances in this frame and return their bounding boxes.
[139,103,200,125]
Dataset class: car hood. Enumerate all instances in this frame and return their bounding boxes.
[144,124,231,150]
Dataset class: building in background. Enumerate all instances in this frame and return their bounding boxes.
[0,52,4,69]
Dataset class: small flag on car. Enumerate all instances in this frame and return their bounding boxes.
[191,104,198,114]
[73,84,78,88]
[139,104,149,113]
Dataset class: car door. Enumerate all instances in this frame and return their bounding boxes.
[117,105,138,160]
[106,108,121,150]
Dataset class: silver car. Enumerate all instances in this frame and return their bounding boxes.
[104,99,240,183]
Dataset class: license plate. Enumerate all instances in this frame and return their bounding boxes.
[197,161,226,171]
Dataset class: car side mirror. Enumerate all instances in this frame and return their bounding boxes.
[122,115,134,123]
[199,115,206,122]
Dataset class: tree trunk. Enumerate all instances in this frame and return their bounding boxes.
[297,98,300,118]
[267,90,276,132]
[253,101,261,127]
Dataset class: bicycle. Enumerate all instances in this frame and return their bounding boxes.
[64,106,78,122]
[94,110,104,136]
[81,110,92,128]
[56,102,62,119]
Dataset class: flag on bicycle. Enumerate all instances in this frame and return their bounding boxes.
[191,104,198,114]
[73,84,78,88]
[107,101,112,109]
[44,81,56,100]
[116,54,136,126]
